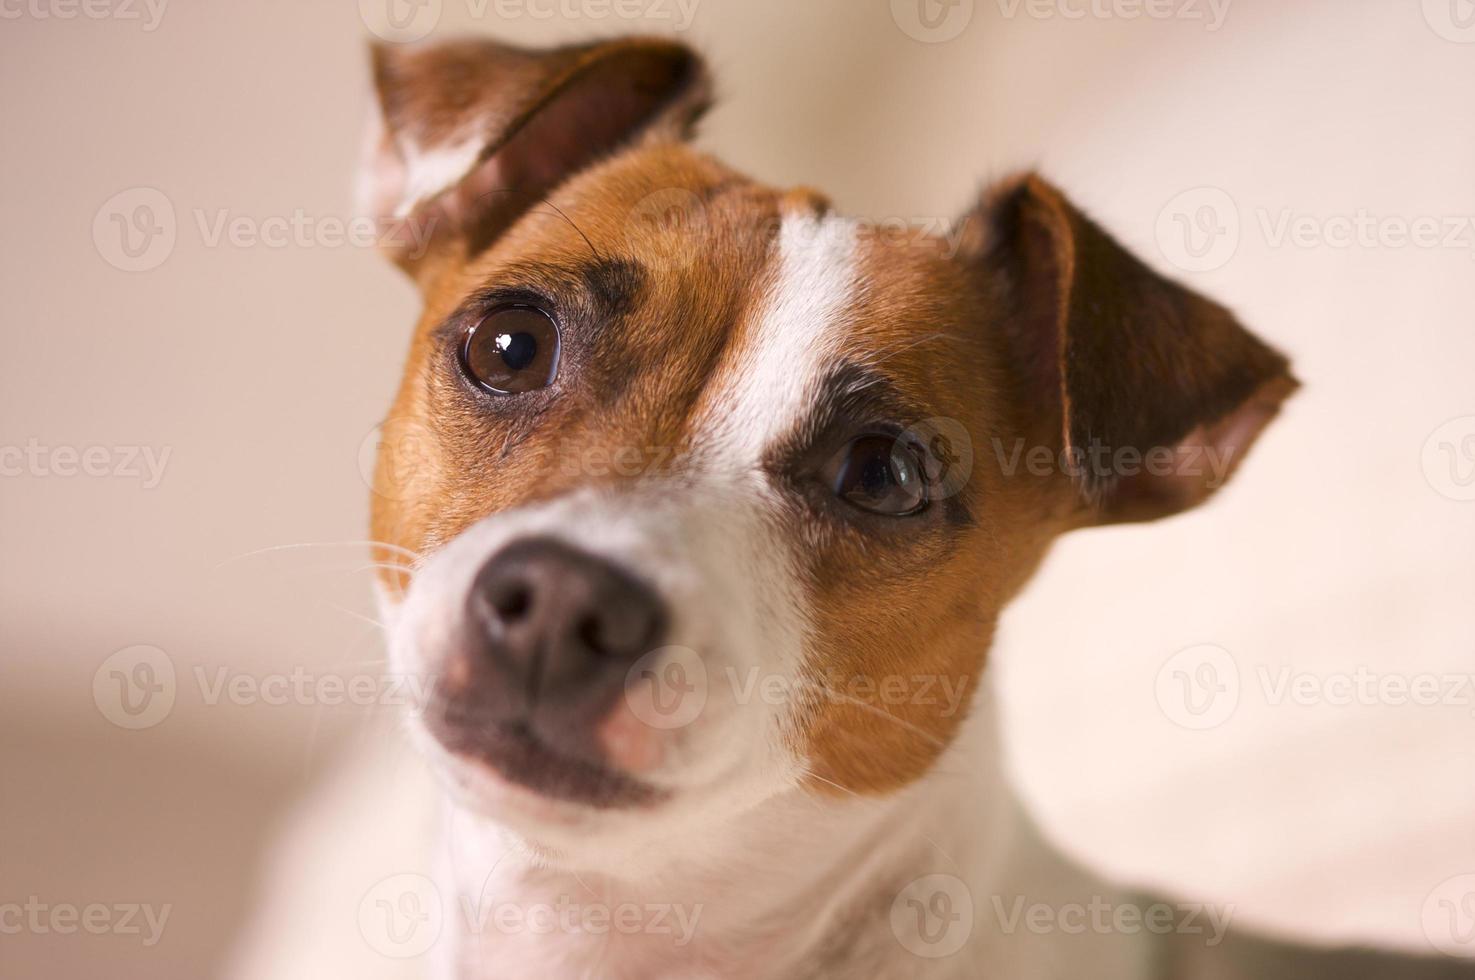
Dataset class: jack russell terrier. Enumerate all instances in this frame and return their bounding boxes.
[234,34,1474,980]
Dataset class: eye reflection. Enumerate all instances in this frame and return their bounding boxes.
[826,435,929,517]
[460,306,560,394]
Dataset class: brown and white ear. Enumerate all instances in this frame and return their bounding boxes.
[358,35,711,275]
[966,174,1298,525]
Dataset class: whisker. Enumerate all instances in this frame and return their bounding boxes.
[214,539,423,569]
[567,868,601,900]
[300,614,390,772]
[470,187,603,263]
[796,767,963,874]
[794,679,948,751]
[803,715,975,788]
[919,831,963,874]
[323,657,392,669]
[866,331,970,367]
[326,603,388,632]
[795,766,882,808]
[350,562,419,577]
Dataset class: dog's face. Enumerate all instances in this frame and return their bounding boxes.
[362,37,1294,865]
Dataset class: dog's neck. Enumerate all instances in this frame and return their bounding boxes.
[434,685,1146,979]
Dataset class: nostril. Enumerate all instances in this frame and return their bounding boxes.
[469,538,667,688]
[493,585,533,622]
[574,606,659,660]
[576,614,607,656]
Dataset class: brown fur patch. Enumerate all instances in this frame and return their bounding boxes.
[370,144,783,585]
[778,230,1075,795]
[365,36,712,274]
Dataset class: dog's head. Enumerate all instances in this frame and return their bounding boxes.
[362,36,1294,866]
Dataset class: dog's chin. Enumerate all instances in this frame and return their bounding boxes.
[410,718,668,838]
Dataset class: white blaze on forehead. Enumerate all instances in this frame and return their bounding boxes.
[699,212,860,464]
[681,210,859,779]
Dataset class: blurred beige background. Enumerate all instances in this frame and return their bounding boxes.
[2,0,1473,976]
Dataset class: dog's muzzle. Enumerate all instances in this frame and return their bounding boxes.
[425,536,668,806]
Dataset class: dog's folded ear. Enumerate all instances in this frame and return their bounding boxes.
[965,174,1297,525]
[359,36,710,275]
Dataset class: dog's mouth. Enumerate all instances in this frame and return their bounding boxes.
[426,705,665,810]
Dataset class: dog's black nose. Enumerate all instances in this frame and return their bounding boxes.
[462,537,666,718]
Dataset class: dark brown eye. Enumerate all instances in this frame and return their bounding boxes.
[460,305,560,394]
[826,435,928,517]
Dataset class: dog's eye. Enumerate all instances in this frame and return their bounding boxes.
[826,435,928,517]
[460,306,561,394]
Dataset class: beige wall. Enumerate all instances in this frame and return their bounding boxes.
[2,0,1473,976]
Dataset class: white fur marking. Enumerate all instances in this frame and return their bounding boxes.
[702,212,859,464]
[394,131,488,219]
